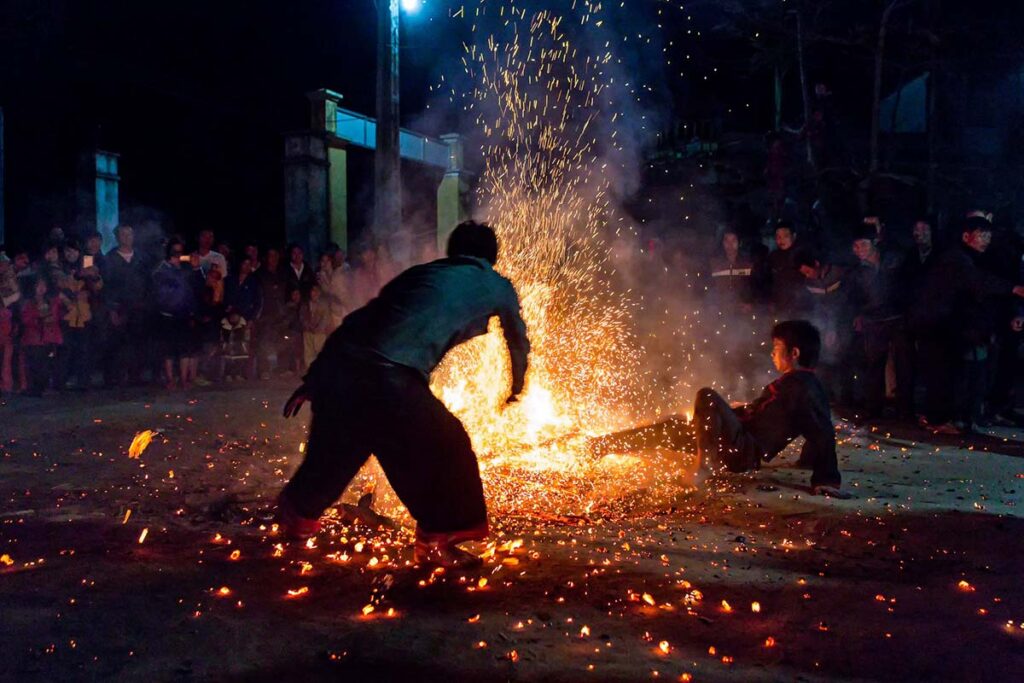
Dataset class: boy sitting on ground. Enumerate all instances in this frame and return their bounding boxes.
[692,320,848,497]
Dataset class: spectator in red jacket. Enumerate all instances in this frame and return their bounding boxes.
[19,274,68,396]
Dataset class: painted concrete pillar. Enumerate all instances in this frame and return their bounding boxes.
[437,133,471,250]
[327,146,348,251]
[76,150,120,253]
[305,88,348,252]
[283,132,329,258]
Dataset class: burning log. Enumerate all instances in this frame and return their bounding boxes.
[583,416,694,459]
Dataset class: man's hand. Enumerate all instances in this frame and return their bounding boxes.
[504,394,520,405]
[1012,285,1024,298]
[283,384,310,418]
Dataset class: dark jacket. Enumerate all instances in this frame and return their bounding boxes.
[153,261,204,319]
[767,247,804,313]
[706,253,753,310]
[898,246,935,314]
[848,251,904,322]
[911,244,1015,340]
[226,272,263,321]
[800,264,850,361]
[285,262,316,299]
[103,249,150,312]
[738,369,840,486]
[257,267,288,323]
[305,256,530,397]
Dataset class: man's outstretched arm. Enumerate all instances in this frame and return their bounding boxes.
[497,288,530,399]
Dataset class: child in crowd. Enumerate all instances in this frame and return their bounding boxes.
[300,283,332,369]
[219,311,251,381]
[18,275,68,396]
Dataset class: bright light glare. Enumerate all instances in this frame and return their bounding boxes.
[401,0,422,13]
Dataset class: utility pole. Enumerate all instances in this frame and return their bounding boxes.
[375,0,401,242]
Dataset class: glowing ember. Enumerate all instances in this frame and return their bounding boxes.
[285,587,309,599]
[751,601,761,613]
[361,604,375,616]
[128,430,157,459]
[958,580,976,592]
[137,528,148,544]
[658,640,670,654]
[216,586,231,596]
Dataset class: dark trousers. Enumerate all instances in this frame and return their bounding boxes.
[918,329,958,424]
[694,387,840,487]
[105,309,146,385]
[988,329,1020,416]
[63,326,93,388]
[281,359,487,535]
[693,388,761,474]
[957,345,990,425]
[24,344,56,395]
[857,318,914,418]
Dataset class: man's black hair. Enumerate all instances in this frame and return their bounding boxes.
[775,220,796,233]
[964,216,993,234]
[447,220,499,265]
[771,320,821,368]
[165,237,185,260]
[851,222,877,242]
[794,246,820,270]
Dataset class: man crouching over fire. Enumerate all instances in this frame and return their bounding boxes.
[693,320,849,498]
[276,221,530,568]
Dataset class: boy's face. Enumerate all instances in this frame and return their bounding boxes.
[912,221,931,247]
[775,228,794,251]
[771,338,799,374]
[310,287,321,301]
[852,238,876,263]
[798,263,818,279]
[722,233,739,253]
[963,229,992,253]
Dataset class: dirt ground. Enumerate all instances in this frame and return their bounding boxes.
[2,381,1023,682]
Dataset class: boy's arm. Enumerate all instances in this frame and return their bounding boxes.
[797,382,842,488]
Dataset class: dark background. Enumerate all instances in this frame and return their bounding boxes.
[1,0,1022,252]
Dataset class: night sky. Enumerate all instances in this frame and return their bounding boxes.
[0,0,1019,250]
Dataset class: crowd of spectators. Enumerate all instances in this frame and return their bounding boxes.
[0,225,415,396]
[3,210,1024,438]
[700,211,1024,435]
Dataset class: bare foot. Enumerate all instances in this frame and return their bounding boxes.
[414,541,483,569]
[812,485,853,499]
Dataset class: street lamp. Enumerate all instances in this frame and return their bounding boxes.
[374,0,423,242]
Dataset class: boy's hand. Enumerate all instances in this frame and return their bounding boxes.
[283,385,310,418]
